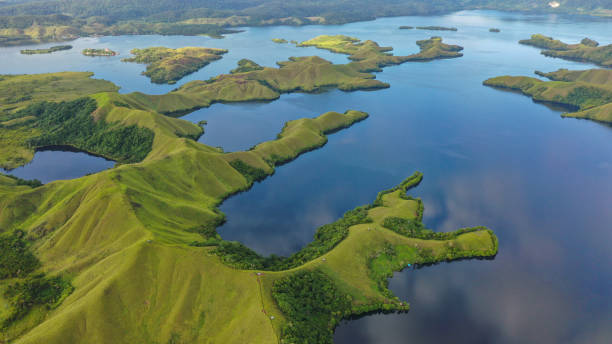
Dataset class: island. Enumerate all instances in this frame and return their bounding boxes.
[489,28,501,32]
[271,38,288,44]
[0,35,488,344]
[484,68,612,124]
[122,46,228,84]
[399,25,414,29]
[82,48,118,56]
[20,45,72,55]
[416,26,458,31]
[519,34,612,67]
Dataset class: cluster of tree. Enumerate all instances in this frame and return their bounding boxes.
[0,230,40,279]
[2,274,73,328]
[214,205,372,270]
[16,97,155,163]
[2,173,42,187]
[382,216,486,240]
[272,270,352,344]
[229,159,267,184]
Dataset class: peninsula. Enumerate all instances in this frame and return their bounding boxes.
[0,36,490,344]
[484,68,612,124]
[519,34,612,67]
[20,45,72,55]
[122,46,228,84]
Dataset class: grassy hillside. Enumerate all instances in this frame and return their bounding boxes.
[519,34,612,67]
[0,39,494,342]
[122,46,228,84]
[118,35,463,116]
[0,85,498,342]
[484,68,612,123]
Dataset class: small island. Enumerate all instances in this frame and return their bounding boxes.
[82,48,118,56]
[416,26,458,31]
[122,46,228,84]
[271,38,288,44]
[20,45,72,55]
[489,28,501,33]
[399,26,414,30]
[519,34,612,67]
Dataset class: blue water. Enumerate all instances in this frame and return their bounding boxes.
[1,10,611,343]
[0,148,114,183]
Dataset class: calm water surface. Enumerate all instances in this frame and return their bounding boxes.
[1,10,611,343]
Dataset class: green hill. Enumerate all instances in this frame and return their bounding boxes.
[484,68,612,123]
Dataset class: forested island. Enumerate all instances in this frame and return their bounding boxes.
[489,28,500,32]
[0,33,498,343]
[19,45,72,54]
[484,68,612,124]
[82,48,117,56]
[416,26,458,31]
[519,34,612,67]
[122,46,228,84]
[0,0,609,47]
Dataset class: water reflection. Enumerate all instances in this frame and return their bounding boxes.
[1,147,115,183]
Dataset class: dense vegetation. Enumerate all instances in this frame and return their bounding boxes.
[17,97,154,163]
[229,159,267,184]
[1,173,42,187]
[0,0,609,47]
[2,274,73,328]
[122,46,227,84]
[0,230,39,279]
[20,44,71,54]
[272,270,352,344]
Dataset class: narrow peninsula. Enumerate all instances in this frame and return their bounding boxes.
[484,68,612,124]
[122,46,228,84]
[519,34,612,67]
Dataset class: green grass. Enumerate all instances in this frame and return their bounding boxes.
[0,39,489,342]
[484,68,612,123]
[519,34,612,67]
[122,46,228,84]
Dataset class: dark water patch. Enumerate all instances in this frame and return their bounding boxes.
[1,147,115,184]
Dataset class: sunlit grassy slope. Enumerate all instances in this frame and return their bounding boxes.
[122,46,228,84]
[484,68,612,124]
[519,34,612,67]
[124,35,463,116]
[0,36,492,343]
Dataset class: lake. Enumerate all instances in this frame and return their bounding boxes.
[1,10,611,343]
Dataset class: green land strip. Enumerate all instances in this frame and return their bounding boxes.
[19,45,72,55]
[484,68,612,124]
[0,36,493,343]
[122,46,228,84]
[519,34,612,67]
